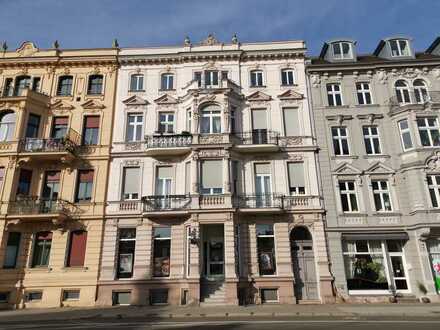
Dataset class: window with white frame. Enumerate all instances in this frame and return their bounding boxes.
[129,74,144,91]
[372,180,392,212]
[122,167,140,200]
[356,82,372,105]
[256,224,276,276]
[332,42,353,59]
[417,117,440,147]
[281,69,295,86]
[186,108,192,132]
[158,112,174,133]
[126,113,143,142]
[161,73,174,90]
[395,80,411,104]
[427,175,440,208]
[332,127,350,156]
[250,70,264,87]
[389,39,410,57]
[339,181,358,212]
[205,71,219,87]
[287,162,305,195]
[200,106,221,134]
[327,83,343,106]
[200,160,223,194]
[363,126,381,155]
[398,119,413,151]
[413,79,429,103]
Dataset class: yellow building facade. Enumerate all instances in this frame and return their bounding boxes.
[0,42,117,308]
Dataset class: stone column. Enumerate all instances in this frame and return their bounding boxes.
[224,219,236,278]
[248,223,259,276]
[188,221,200,279]
[223,97,230,134]
[133,220,152,280]
[274,222,293,277]
[99,219,118,281]
[170,224,185,278]
[223,156,231,194]
[191,152,199,209]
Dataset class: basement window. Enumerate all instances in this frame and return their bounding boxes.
[260,288,278,303]
[112,291,131,306]
[62,290,80,301]
[150,289,168,305]
[0,292,9,303]
[26,291,43,302]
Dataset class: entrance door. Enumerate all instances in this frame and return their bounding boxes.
[202,225,224,279]
[290,227,318,301]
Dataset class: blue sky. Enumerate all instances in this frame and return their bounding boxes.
[0,0,438,55]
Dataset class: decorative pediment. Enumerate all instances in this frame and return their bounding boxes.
[154,94,178,105]
[333,162,362,175]
[246,91,272,102]
[277,89,303,100]
[199,34,221,46]
[81,99,106,110]
[426,151,440,172]
[365,162,395,175]
[50,100,75,111]
[16,41,38,57]
[122,95,149,106]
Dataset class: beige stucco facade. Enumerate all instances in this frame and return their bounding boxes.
[0,42,118,308]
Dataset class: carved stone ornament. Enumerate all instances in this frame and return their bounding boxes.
[310,74,321,87]
[391,67,427,79]
[51,99,75,111]
[124,142,142,151]
[287,154,303,161]
[123,95,149,106]
[16,41,38,57]
[198,149,226,158]
[426,151,440,172]
[198,94,217,105]
[277,89,303,100]
[246,91,272,103]
[198,134,225,144]
[154,94,178,105]
[81,99,105,110]
[200,34,221,46]
[280,137,303,147]
[376,69,388,85]
[432,66,440,80]
[124,160,140,166]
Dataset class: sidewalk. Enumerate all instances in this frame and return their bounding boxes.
[1,303,440,322]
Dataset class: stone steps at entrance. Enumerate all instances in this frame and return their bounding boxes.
[200,281,226,305]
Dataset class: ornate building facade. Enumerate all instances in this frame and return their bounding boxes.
[97,35,333,306]
[308,36,440,302]
[0,42,118,308]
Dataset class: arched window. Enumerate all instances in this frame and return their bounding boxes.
[413,79,429,103]
[57,75,73,96]
[395,80,411,104]
[0,111,16,141]
[200,104,221,134]
[14,75,31,96]
[87,74,104,95]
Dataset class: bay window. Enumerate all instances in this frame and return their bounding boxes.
[200,106,221,134]
[417,117,440,147]
[427,175,440,208]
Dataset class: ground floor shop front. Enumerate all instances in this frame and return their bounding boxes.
[97,212,334,306]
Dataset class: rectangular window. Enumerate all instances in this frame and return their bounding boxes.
[230,108,236,133]
[113,291,131,306]
[200,109,221,134]
[356,82,372,105]
[327,83,343,106]
[0,292,9,303]
[82,116,100,145]
[129,74,143,91]
[250,70,264,87]
[281,69,295,86]
[122,167,140,200]
[205,71,219,87]
[87,75,103,95]
[3,78,13,96]
[185,162,191,194]
[333,42,352,59]
[161,74,174,90]
[41,171,60,213]
[51,117,68,139]
[427,175,440,208]
[31,232,52,267]
[126,113,143,142]
[332,127,350,156]
[75,170,94,202]
[288,162,305,195]
[186,109,192,132]
[283,108,300,136]
[372,180,392,212]
[26,291,43,302]
[66,230,87,267]
[17,169,32,196]
[254,163,272,207]
[261,288,278,303]
[25,114,41,138]
[251,109,267,130]
[153,227,171,277]
[117,228,136,279]
[194,72,202,87]
[201,160,223,194]
[158,112,174,133]
[256,224,276,276]
[62,290,80,301]
[3,232,21,269]
[150,289,168,305]
[398,119,413,151]
[339,181,358,212]
[363,126,381,155]
[32,77,41,92]
[417,117,440,147]
[390,40,410,57]
[57,76,73,96]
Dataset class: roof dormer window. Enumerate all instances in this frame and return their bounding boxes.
[389,39,410,57]
[332,42,352,59]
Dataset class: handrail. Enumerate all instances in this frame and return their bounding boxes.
[234,130,280,145]
[142,194,191,211]
[19,128,81,153]
[8,197,74,215]
[145,134,192,148]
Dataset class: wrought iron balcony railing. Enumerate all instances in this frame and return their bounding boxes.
[389,91,440,113]
[8,197,73,215]
[19,128,81,154]
[145,134,192,149]
[234,130,280,145]
[143,195,191,212]
[235,194,284,209]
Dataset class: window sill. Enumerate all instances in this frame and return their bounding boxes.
[27,267,52,272]
[85,93,104,98]
[372,212,402,216]
[331,155,358,160]
[54,94,73,98]
[280,84,298,88]
[158,89,176,92]
[249,85,266,89]
[362,154,391,159]
[339,212,368,217]
[62,266,88,272]
[356,103,381,108]
[128,90,145,93]
[325,105,349,109]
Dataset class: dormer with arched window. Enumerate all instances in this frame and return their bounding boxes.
[319,39,357,63]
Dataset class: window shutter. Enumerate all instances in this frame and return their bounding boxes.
[157,167,173,179]
[255,163,271,175]
[202,160,222,188]
[45,171,60,182]
[79,170,94,182]
[123,167,139,194]
[54,117,68,125]
[37,231,52,240]
[85,116,100,128]
[288,163,305,187]
[283,108,300,136]
[251,109,267,130]
[67,231,87,267]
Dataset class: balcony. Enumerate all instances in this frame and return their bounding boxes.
[145,134,192,156]
[18,129,81,162]
[7,197,74,222]
[283,195,322,211]
[389,91,440,115]
[0,88,49,103]
[143,195,191,216]
[235,194,284,213]
[233,130,280,152]
[199,194,233,209]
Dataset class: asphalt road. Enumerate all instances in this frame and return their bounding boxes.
[1,319,440,330]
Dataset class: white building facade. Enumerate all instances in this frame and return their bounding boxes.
[97,35,334,306]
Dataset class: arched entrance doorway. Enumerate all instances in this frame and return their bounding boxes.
[290,226,318,302]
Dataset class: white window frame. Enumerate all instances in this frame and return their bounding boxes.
[332,126,350,156]
[356,82,373,105]
[161,73,174,90]
[338,180,359,213]
[205,70,219,88]
[281,69,295,86]
[417,117,440,147]
[327,83,343,106]
[371,180,393,212]
[363,125,382,155]
[332,42,353,59]
[413,79,429,104]
[125,113,143,142]
[186,108,192,132]
[200,109,221,134]
[389,39,410,57]
[129,74,144,91]
[398,119,414,151]
[122,167,140,201]
[250,70,264,87]
[395,80,412,104]
[158,112,175,134]
[427,175,440,208]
